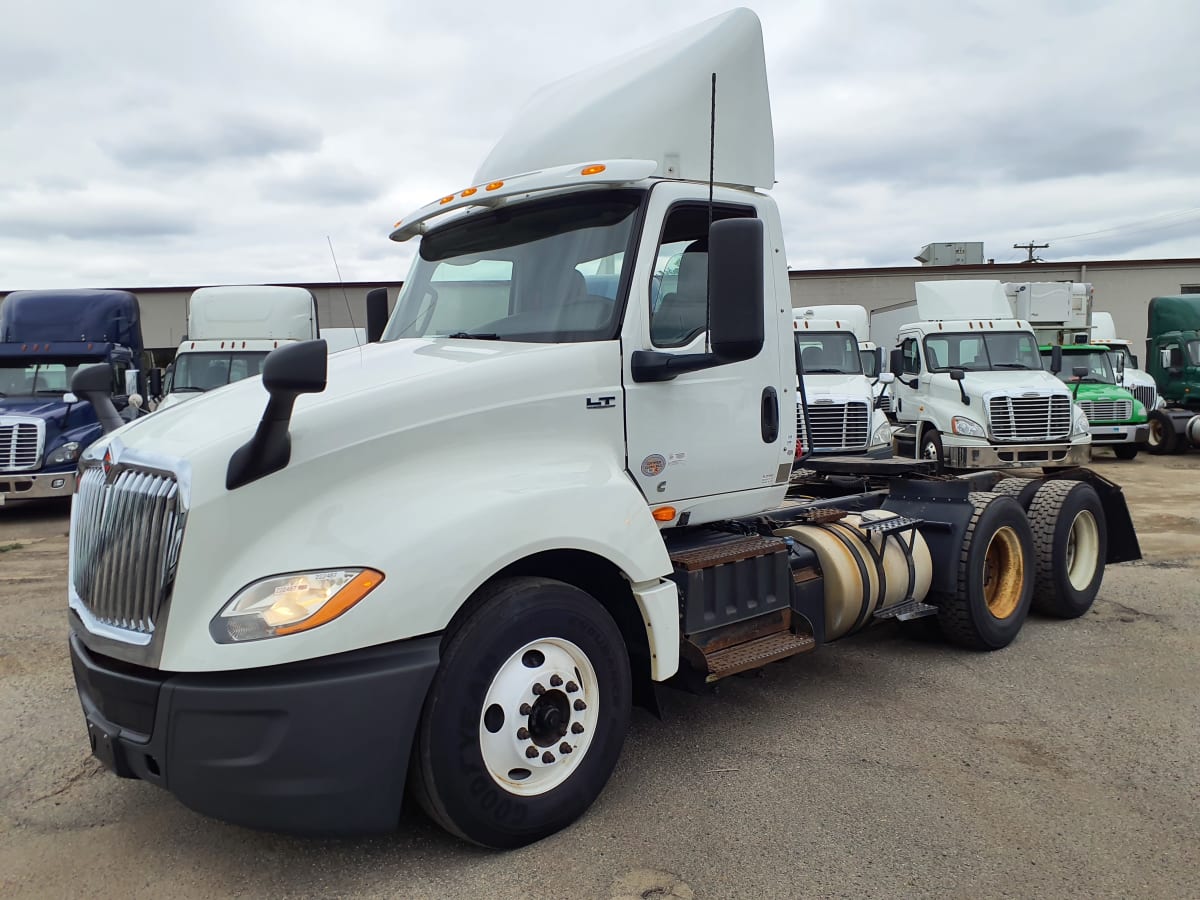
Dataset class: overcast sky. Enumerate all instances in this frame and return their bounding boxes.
[2,0,1197,290]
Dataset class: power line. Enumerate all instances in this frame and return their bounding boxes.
[1046,206,1200,243]
[1013,241,1049,263]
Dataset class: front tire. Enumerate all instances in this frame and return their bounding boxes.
[1026,480,1107,618]
[1112,444,1138,460]
[410,577,631,848]
[933,492,1034,650]
[1146,410,1176,454]
[919,428,945,473]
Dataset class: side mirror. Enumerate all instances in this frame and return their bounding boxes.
[708,218,764,362]
[879,371,896,385]
[63,392,78,404]
[366,288,389,343]
[70,363,126,434]
[227,340,328,489]
[889,347,904,375]
[1050,345,1063,374]
[1072,365,1089,379]
[148,368,163,398]
[949,367,965,382]
[1115,353,1125,375]
[630,218,764,382]
[874,347,884,377]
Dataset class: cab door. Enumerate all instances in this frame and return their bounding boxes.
[620,183,793,523]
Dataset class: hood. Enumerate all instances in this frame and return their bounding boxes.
[801,372,873,401]
[0,395,98,429]
[92,338,609,465]
[1068,382,1137,404]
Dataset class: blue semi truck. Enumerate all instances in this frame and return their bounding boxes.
[0,289,145,505]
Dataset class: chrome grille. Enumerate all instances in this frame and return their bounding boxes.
[1130,384,1156,411]
[71,465,184,635]
[805,401,870,452]
[1078,399,1133,422]
[987,394,1072,442]
[877,393,892,413]
[0,417,43,471]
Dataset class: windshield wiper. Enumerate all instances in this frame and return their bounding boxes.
[172,386,206,393]
[445,332,501,340]
[994,363,1033,369]
[804,367,849,374]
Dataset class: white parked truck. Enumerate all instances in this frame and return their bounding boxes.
[158,285,317,410]
[1090,311,1161,413]
[889,280,1092,470]
[792,305,893,456]
[66,10,1137,849]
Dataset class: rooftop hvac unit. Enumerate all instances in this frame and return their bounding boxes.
[914,242,984,266]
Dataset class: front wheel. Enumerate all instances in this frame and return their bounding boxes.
[1112,444,1138,460]
[1146,410,1176,454]
[410,577,631,848]
[919,428,945,473]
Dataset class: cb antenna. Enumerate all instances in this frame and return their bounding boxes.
[327,235,363,346]
[705,71,716,350]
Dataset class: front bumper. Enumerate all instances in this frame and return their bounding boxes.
[0,470,76,504]
[1088,423,1149,444]
[70,630,440,834]
[944,439,1092,470]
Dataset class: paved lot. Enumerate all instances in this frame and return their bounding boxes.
[1,452,1198,899]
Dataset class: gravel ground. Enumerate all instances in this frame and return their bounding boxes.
[0,451,1197,899]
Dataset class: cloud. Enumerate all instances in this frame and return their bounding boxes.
[259,162,383,206]
[102,113,323,171]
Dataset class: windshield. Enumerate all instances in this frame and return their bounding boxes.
[170,351,270,392]
[0,358,106,398]
[923,332,1042,372]
[1041,349,1116,384]
[795,332,862,374]
[382,190,642,343]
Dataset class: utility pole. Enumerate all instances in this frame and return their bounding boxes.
[1013,241,1049,263]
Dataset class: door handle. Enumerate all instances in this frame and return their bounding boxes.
[761,387,779,443]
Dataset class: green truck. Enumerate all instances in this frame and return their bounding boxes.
[1039,342,1148,459]
[1144,295,1200,453]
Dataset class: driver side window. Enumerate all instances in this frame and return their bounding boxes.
[901,338,921,375]
[650,203,754,348]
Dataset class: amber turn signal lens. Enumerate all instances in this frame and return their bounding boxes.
[580,164,607,176]
[652,506,676,522]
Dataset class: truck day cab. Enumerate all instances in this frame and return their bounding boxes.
[1143,295,1200,453]
[1038,342,1147,459]
[0,289,144,505]
[66,9,1139,848]
[888,281,1091,470]
[158,285,318,410]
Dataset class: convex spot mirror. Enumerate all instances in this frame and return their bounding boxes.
[879,372,896,384]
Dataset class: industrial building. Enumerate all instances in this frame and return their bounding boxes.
[3,257,1198,359]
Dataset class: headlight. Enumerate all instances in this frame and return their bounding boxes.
[1072,407,1090,435]
[211,568,384,643]
[951,416,985,438]
[47,441,82,465]
[1132,400,1146,418]
[870,421,892,446]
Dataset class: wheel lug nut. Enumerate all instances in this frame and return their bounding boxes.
[550,674,563,687]
[559,742,571,754]
[525,746,538,759]
[517,727,530,740]
[532,683,546,695]
[573,699,587,711]
[571,722,584,734]
[542,751,555,764]
[519,703,531,715]
[566,681,579,693]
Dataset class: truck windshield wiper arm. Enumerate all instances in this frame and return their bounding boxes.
[445,332,501,340]
[803,367,849,374]
[994,363,1033,369]
[172,386,206,393]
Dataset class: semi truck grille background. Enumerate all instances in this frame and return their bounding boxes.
[1130,385,1156,411]
[1078,399,1133,422]
[876,393,892,413]
[987,395,1072,441]
[805,401,870,451]
[70,466,184,635]
[0,418,43,471]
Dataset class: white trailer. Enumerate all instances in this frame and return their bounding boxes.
[67,10,1138,849]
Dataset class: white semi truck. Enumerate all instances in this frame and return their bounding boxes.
[792,305,893,456]
[158,285,317,410]
[66,10,1138,849]
[888,281,1091,470]
[1090,311,1161,413]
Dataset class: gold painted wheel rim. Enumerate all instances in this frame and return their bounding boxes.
[982,525,1024,619]
[1149,419,1164,445]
